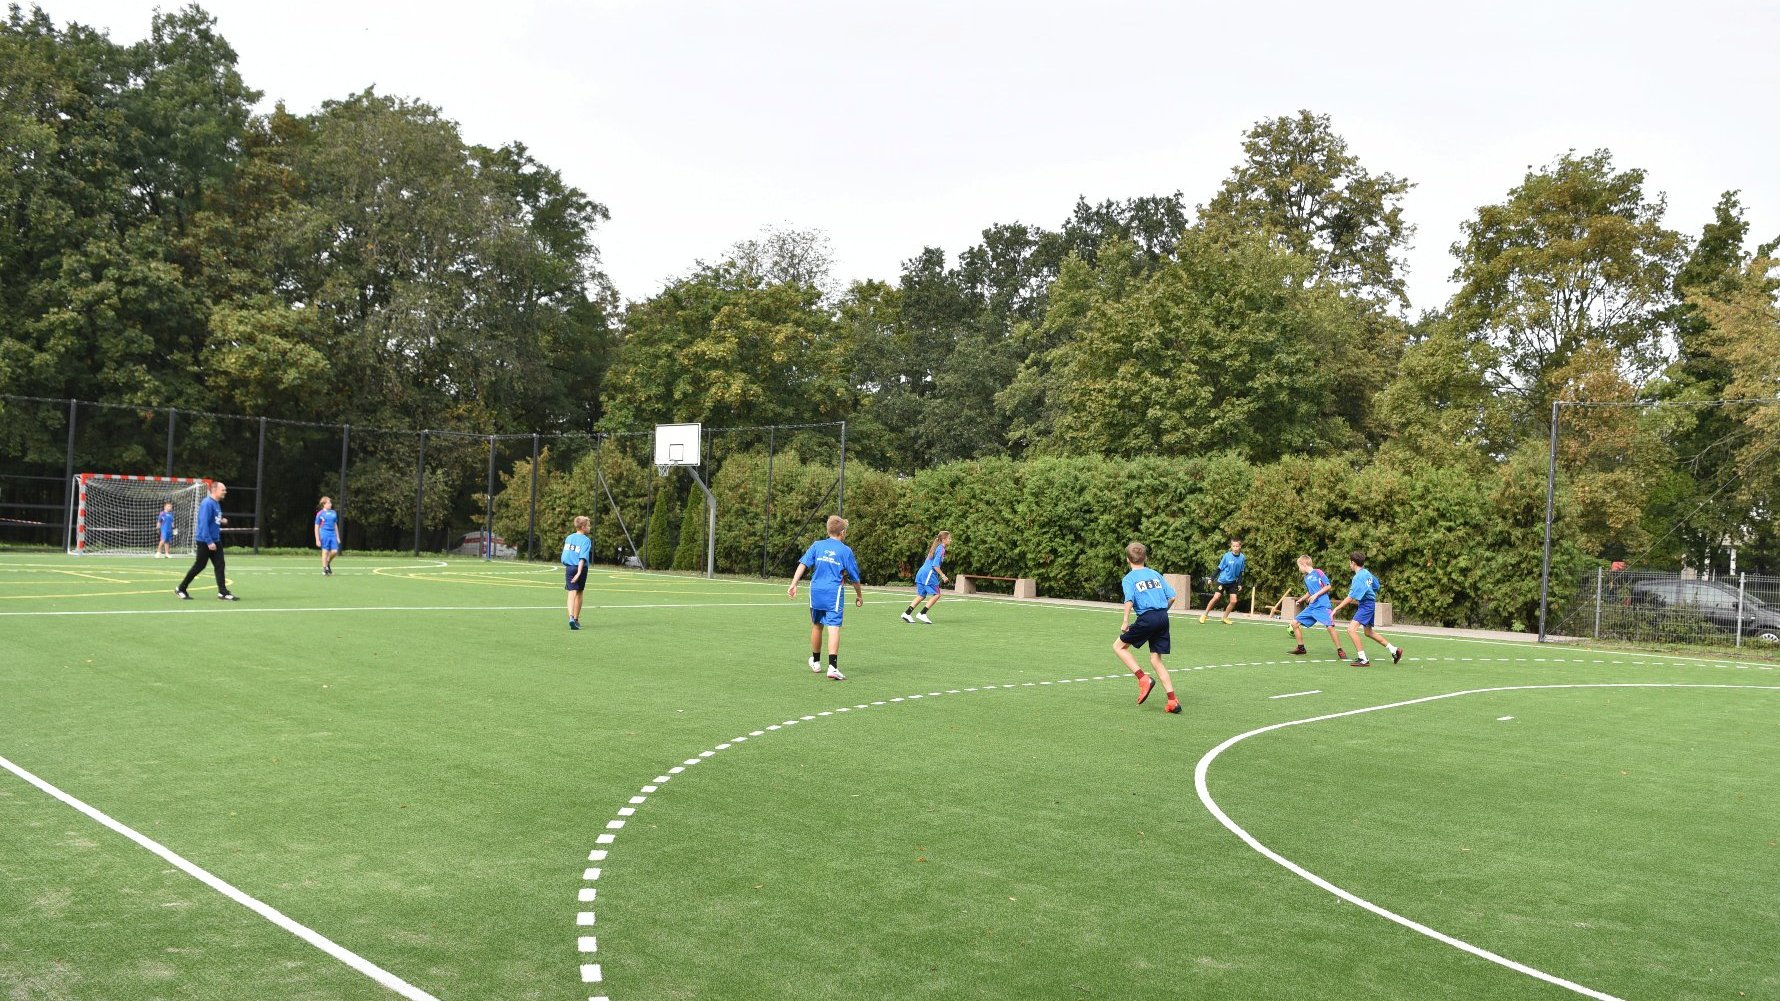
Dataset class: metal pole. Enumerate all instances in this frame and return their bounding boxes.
[485,435,496,561]
[762,426,775,578]
[63,399,77,551]
[165,407,176,476]
[837,420,847,516]
[1736,572,1746,648]
[1536,401,1559,642]
[528,433,540,560]
[1602,566,1616,634]
[414,431,427,556]
[687,466,717,579]
[253,417,266,554]
[338,425,350,543]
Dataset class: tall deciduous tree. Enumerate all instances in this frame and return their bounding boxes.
[1200,110,1414,307]
[1449,150,1686,414]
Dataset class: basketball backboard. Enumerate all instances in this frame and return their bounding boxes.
[653,423,702,467]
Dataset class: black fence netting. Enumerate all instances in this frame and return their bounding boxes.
[1,395,848,571]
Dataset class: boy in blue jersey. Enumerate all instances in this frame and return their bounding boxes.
[1331,551,1402,666]
[176,481,236,601]
[901,530,951,624]
[561,515,593,630]
[788,515,864,680]
[1199,537,1246,625]
[1288,554,1345,660]
[313,496,341,575]
[1114,542,1181,714]
[155,502,176,558]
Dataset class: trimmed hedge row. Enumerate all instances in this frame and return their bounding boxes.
[497,446,1588,630]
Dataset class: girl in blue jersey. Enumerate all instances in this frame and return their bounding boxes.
[901,530,951,624]
[788,515,864,680]
[313,497,341,575]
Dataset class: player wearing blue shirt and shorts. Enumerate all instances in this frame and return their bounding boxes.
[1114,542,1181,714]
[788,515,864,681]
[1199,537,1246,625]
[176,481,236,601]
[155,502,176,558]
[901,530,951,624]
[1288,555,1346,660]
[1331,551,1403,666]
[313,497,341,575]
[561,516,593,630]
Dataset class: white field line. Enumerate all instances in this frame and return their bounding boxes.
[0,753,442,1001]
[1194,682,1780,1001]
[0,600,896,618]
[1268,690,1321,699]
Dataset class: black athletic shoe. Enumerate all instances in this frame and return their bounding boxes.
[218,593,238,601]
[1288,645,1307,655]
[175,589,191,600]
[1392,648,1403,664]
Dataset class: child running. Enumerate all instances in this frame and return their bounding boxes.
[561,515,593,630]
[788,515,865,680]
[313,497,341,575]
[901,530,951,624]
[1287,554,1347,660]
[155,502,175,558]
[1114,542,1181,714]
[1199,536,1246,625]
[1330,551,1403,666]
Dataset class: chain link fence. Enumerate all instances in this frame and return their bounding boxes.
[1558,568,1780,649]
[0,394,846,572]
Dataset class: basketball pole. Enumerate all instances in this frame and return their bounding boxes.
[683,466,717,579]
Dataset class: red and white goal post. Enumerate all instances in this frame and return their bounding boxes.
[67,474,211,556]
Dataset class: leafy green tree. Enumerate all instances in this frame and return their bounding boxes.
[1200,110,1414,306]
[672,486,709,571]
[642,478,679,570]
[1449,150,1687,415]
[1374,318,1509,466]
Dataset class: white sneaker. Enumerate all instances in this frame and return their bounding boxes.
[826,667,846,681]
[916,612,932,624]
[809,657,821,673]
[900,612,914,623]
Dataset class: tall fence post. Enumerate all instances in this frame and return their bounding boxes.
[761,426,776,578]
[165,407,176,476]
[1602,566,1616,634]
[837,419,847,516]
[528,433,540,560]
[414,431,428,557]
[338,425,350,543]
[485,435,496,561]
[1736,572,1747,648]
[253,417,266,554]
[63,399,77,550]
[1537,401,1560,642]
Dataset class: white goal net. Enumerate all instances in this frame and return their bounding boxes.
[68,474,208,556]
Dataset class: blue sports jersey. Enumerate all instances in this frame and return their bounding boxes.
[1121,567,1176,613]
[561,531,593,567]
[157,511,175,540]
[800,538,861,596]
[1303,568,1332,612]
[1217,551,1246,583]
[314,509,339,536]
[1348,568,1379,602]
[194,496,222,544]
[917,542,946,586]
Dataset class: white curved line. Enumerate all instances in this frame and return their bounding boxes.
[1194,683,1780,1001]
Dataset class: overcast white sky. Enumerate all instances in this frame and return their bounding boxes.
[50,0,1780,313]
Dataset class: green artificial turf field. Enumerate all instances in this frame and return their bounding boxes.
[1,553,1776,1001]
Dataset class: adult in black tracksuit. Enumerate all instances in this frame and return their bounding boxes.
[177,480,237,600]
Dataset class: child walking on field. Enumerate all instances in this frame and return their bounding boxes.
[902,530,951,624]
[1114,542,1181,714]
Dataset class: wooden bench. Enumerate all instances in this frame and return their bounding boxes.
[954,574,1037,600]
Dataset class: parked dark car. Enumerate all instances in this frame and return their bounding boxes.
[1626,578,1780,643]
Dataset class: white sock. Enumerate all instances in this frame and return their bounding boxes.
[1387,644,1399,654]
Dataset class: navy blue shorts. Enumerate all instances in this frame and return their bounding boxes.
[1353,599,1376,627]
[564,563,588,592]
[1212,578,1243,595]
[1119,608,1171,654]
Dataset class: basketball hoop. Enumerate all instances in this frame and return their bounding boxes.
[655,464,670,478]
